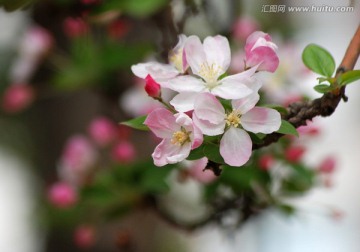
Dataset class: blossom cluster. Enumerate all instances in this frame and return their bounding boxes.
[131,31,281,167]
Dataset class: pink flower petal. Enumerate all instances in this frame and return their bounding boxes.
[241,107,281,134]
[170,92,198,112]
[220,127,252,166]
[203,35,231,74]
[193,113,225,136]
[152,139,191,166]
[189,157,217,184]
[246,46,279,73]
[185,35,207,77]
[245,31,271,54]
[194,93,225,124]
[231,92,259,115]
[191,124,204,149]
[144,108,179,138]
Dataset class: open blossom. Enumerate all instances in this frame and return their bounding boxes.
[193,93,281,166]
[131,34,188,83]
[168,34,189,73]
[245,31,279,73]
[144,108,203,166]
[165,35,258,112]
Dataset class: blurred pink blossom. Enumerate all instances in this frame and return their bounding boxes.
[48,182,78,208]
[59,135,97,184]
[285,145,306,163]
[318,156,336,174]
[74,225,96,249]
[232,17,260,42]
[1,84,34,113]
[88,117,117,146]
[258,154,275,171]
[111,141,136,163]
[63,17,89,38]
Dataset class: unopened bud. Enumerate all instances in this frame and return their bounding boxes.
[285,146,306,163]
[145,74,161,98]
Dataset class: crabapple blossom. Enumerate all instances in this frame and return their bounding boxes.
[167,35,258,112]
[74,225,96,249]
[131,35,188,83]
[1,84,34,113]
[58,135,97,184]
[48,182,78,208]
[63,17,89,38]
[111,141,136,163]
[245,31,279,73]
[193,92,281,166]
[285,145,306,163]
[168,34,189,73]
[88,116,117,146]
[318,156,336,174]
[232,17,260,42]
[144,108,203,166]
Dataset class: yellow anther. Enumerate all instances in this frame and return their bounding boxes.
[225,110,241,128]
[171,130,190,146]
[169,51,183,72]
[198,63,223,87]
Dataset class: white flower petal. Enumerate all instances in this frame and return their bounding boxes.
[222,65,258,83]
[203,35,231,74]
[185,35,207,76]
[163,75,205,93]
[231,92,260,115]
[211,79,253,100]
[152,139,190,166]
[220,127,252,167]
[131,62,179,80]
[170,92,198,112]
[241,107,281,134]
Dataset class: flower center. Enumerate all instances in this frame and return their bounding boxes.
[225,110,241,128]
[171,130,190,146]
[198,63,223,88]
[169,51,183,72]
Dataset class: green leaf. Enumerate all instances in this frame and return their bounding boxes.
[277,204,296,215]
[187,145,205,160]
[276,120,298,137]
[96,0,169,18]
[121,116,149,131]
[302,44,335,77]
[140,166,173,193]
[338,70,360,86]
[203,143,225,164]
[313,84,333,93]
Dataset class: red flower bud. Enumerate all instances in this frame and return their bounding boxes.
[2,85,34,113]
[63,17,88,38]
[285,146,306,163]
[48,182,77,208]
[145,74,161,98]
[258,154,275,170]
[74,225,96,249]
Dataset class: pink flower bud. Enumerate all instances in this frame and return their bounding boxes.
[20,26,53,58]
[1,85,34,113]
[48,182,77,208]
[232,17,260,42]
[74,225,96,249]
[318,156,336,174]
[245,31,279,73]
[111,141,136,163]
[145,74,161,98]
[88,117,117,146]
[188,157,217,184]
[285,146,306,163]
[258,154,275,171]
[63,17,89,38]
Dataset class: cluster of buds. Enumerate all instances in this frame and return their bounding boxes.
[131,31,281,167]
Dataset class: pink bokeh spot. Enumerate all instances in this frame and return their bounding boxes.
[48,182,78,208]
[1,84,34,113]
